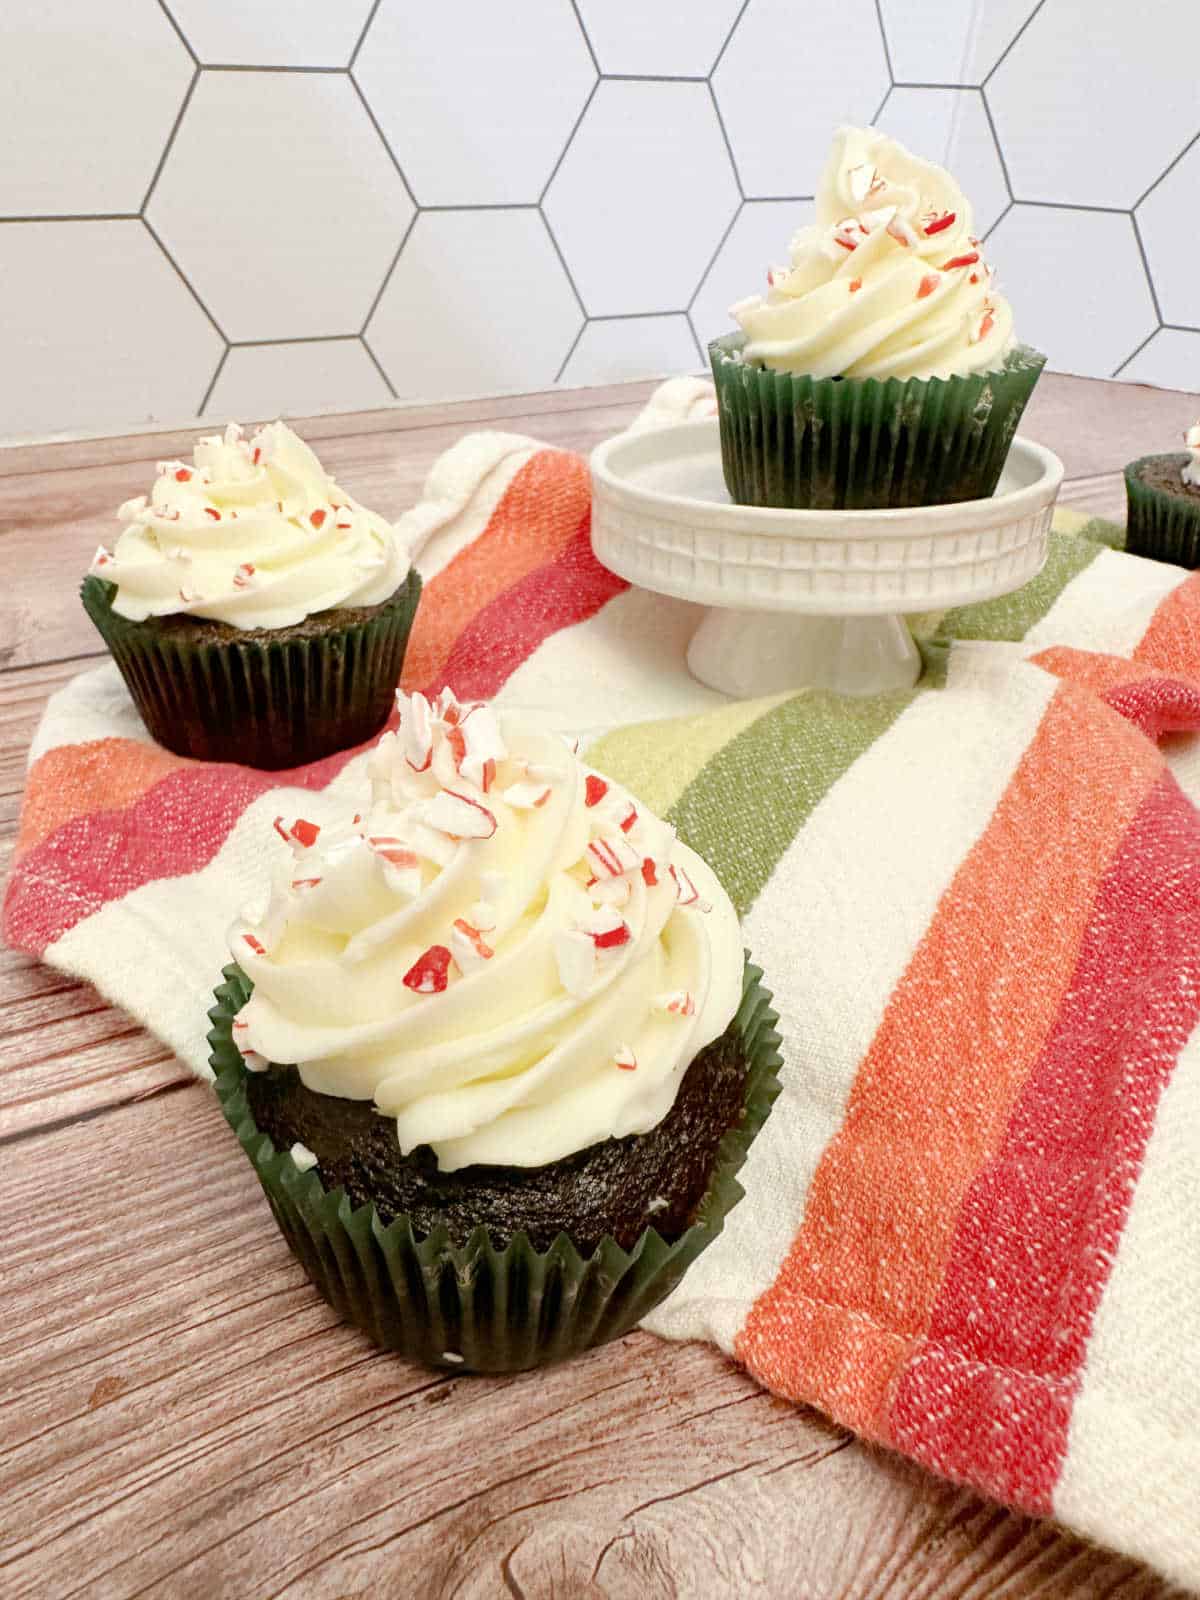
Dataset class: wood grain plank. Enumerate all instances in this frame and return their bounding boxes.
[0,382,663,479]
[0,1088,1177,1600]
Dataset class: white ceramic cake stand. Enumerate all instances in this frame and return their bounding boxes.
[590,420,1064,699]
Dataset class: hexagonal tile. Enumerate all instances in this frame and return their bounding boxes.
[0,0,191,215]
[147,72,413,342]
[558,316,701,388]
[204,339,391,421]
[367,211,581,404]
[165,0,375,66]
[1118,330,1200,393]
[987,206,1156,378]
[543,82,739,317]
[989,1,1200,207]
[1137,136,1200,329]
[876,89,1009,236]
[354,0,595,206]
[689,200,815,351]
[0,221,221,438]
[574,0,744,76]
[879,0,1037,86]
[712,0,888,199]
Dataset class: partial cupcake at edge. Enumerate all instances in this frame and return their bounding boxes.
[710,124,1046,510]
[208,688,780,1371]
[81,421,422,768]
[1125,420,1200,568]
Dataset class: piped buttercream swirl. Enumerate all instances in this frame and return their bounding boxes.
[229,689,744,1171]
[729,125,1017,381]
[1183,421,1200,489]
[88,421,409,628]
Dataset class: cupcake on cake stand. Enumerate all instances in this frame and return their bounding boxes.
[592,124,1063,699]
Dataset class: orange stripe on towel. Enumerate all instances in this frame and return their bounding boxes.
[1134,570,1200,676]
[735,684,1164,1435]
[401,449,591,693]
[15,737,190,860]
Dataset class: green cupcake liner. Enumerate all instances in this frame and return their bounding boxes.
[709,333,1046,510]
[81,569,422,769]
[1124,456,1200,568]
[208,957,782,1373]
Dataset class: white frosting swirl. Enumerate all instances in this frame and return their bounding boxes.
[89,421,409,628]
[729,126,1017,381]
[1183,421,1200,489]
[229,689,744,1172]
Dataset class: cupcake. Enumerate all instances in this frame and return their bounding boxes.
[82,421,421,768]
[711,125,1046,510]
[209,688,780,1371]
[1124,421,1200,568]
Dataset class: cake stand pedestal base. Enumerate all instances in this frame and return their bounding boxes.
[686,610,922,700]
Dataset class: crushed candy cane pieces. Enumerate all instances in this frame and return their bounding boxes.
[403,945,452,994]
[554,929,595,997]
[614,1046,638,1072]
[657,990,696,1017]
[585,775,608,807]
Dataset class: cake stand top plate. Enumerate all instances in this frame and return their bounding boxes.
[590,420,1064,617]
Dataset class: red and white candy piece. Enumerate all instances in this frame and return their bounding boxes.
[233,1019,268,1072]
[290,876,322,891]
[91,545,115,570]
[554,929,595,998]
[585,774,609,807]
[450,917,494,971]
[641,857,659,887]
[669,863,711,912]
[273,815,320,849]
[656,989,696,1017]
[887,214,918,248]
[502,780,552,811]
[454,704,507,792]
[242,933,267,956]
[613,1046,638,1072]
[923,210,956,236]
[469,899,498,932]
[941,251,980,272]
[366,834,422,895]
[612,799,637,834]
[403,944,452,995]
[400,691,434,773]
[586,835,641,880]
[584,904,631,950]
[232,562,256,589]
[419,788,497,840]
[916,273,940,300]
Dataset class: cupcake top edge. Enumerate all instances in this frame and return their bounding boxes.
[228,688,745,1173]
[726,124,1017,383]
[1184,420,1200,488]
[88,420,410,629]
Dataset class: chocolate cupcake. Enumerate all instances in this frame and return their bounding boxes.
[82,421,421,768]
[210,688,780,1371]
[711,125,1045,510]
[1125,422,1200,568]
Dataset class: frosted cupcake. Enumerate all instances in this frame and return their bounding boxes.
[1125,421,1200,568]
[208,688,780,1370]
[82,421,421,767]
[711,125,1046,509]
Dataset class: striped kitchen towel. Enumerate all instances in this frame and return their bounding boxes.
[5,382,1199,1588]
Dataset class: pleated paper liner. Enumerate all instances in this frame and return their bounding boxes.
[709,332,1046,510]
[1124,456,1200,569]
[209,957,782,1373]
[80,568,423,769]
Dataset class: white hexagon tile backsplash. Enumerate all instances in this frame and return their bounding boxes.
[0,0,1196,439]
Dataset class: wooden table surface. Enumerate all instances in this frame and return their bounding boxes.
[2,375,1195,1600]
